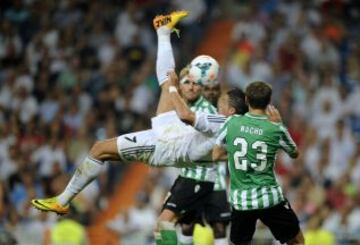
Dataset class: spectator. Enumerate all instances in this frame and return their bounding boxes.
[107,191,157,244]
[304,211,335,245]
[51,216,88,245]
[31,136,66,179]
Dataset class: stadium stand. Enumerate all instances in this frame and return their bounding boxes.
[1,0,360,244]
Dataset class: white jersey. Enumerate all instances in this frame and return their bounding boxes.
[116,111,226,167]
[193,111,226,137]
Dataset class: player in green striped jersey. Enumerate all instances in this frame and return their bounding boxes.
[179,79,218,183]
[180,94,218,183]
[214,81,304,245]
[176,82,231,245]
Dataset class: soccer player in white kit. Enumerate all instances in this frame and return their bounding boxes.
[30,11,227,215]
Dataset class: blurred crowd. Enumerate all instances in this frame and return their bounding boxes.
[0,0,214,244]
[224,0,360,244]
[0,0,360,244]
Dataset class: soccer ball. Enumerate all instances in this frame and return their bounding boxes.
[187,55,219,86]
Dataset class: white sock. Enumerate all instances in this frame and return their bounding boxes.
[57,156,104,206]
[178,233,193,245]
[215,238,228,245]
[156,26,175,86]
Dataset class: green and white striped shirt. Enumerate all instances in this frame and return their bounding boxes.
[217,113,297,210]
[180,96,221,184]
[230,186,285,210]
[213,163,227,191]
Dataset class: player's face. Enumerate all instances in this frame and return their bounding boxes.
[217,93,235,117]
[180,80,202,103]
[203,84,220,106]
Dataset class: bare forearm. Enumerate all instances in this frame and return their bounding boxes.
[166,71,196,124]
[169,89,195,124]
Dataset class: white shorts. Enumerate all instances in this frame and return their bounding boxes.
[116,129,157,164]
[117,111,214,167]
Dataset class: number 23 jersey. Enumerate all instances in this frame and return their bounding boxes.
[215,113,298,211]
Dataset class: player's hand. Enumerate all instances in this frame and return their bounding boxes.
[167,70,179,87]
[266,105,282,123]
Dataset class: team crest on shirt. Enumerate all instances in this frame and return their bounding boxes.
[194,184,200,193]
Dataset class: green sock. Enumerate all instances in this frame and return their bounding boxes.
[154,232,162,245]
[160,229,177,245]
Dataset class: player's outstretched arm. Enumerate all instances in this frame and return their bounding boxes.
[266,105,300,158]
[167,71,196,124]
[213,119,229,161]
[266,105,299,158]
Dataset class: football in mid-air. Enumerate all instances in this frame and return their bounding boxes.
[187,55,219,86]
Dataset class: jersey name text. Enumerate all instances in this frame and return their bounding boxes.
[240,125,263,135]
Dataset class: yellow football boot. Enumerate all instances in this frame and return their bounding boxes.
[153,10,189,34]
[31,197,69,215]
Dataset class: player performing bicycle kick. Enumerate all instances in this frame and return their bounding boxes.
[31,10,281,219]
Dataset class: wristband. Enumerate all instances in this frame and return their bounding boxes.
[169,86,178,93]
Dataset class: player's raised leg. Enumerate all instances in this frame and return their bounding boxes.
[153,11,188,115]
[31,11,189,216]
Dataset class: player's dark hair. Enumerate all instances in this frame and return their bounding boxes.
[245,81,272,109]
[227,88,248,115]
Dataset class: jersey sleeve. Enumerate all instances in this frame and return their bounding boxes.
[194,111,226,136]
[215,117,232,146]
[278,124,298,157]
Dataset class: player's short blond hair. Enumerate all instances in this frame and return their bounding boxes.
[179,64,190,80]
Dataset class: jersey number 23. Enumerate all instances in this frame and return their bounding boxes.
[233,137,267,171]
